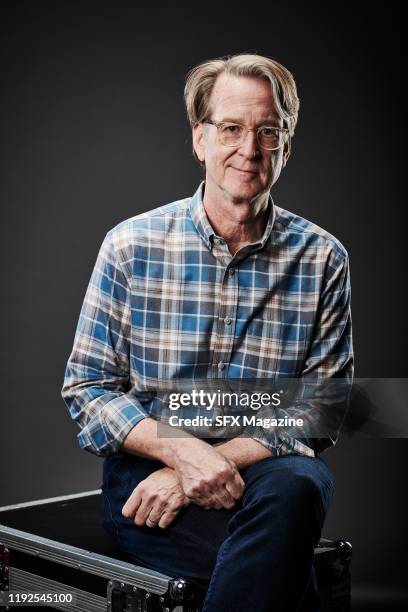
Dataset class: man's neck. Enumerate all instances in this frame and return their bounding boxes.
[202,183,270,254]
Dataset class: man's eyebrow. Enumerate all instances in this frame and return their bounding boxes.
[217,117,282,126]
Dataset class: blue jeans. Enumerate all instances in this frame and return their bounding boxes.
[101,452,334,611]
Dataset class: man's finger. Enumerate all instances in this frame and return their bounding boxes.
[192,491,223,510]
[158,510,179,529]
[134,499,155,526]
[225,472,245,500]
[122,488,143,518]
[145,503,166,527]
[214,486,236,509]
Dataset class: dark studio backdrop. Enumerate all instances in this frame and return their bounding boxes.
[1,0,406,601]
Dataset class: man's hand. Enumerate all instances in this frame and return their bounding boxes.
[171,439,245,510]
[121,467,189,529]
[121,419,245,510]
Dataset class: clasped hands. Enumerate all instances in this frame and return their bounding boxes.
[121,439,245,529]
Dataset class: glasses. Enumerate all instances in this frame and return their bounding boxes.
[205,120,289,151]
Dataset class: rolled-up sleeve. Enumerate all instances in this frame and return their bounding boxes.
[61,231,148,457]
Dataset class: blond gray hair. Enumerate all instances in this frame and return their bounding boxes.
[184,53,300,138]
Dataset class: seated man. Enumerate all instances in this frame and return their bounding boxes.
[62,53,353,611]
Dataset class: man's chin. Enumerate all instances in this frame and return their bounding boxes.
[225,179,265,203]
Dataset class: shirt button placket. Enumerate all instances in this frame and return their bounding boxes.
[216,265,237,376]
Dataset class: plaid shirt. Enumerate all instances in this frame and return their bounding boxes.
[61,182,353,458]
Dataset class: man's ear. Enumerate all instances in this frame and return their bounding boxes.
[282,136,291,168]
[192,122,206,163]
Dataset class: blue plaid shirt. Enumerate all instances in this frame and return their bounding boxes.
[62,182,353,458]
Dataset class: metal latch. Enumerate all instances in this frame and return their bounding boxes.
[107,580,155,612]
[107,576,203,612]
[0,545,10,592]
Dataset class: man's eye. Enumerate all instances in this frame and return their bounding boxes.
[223,124,241,134]
[260,127,278,137]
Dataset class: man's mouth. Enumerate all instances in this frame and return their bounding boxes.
[231,167,258,176]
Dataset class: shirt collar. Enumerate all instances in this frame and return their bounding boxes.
[188,181,276,251]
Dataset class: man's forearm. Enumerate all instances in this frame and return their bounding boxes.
[121,417,193,466]
[214,438,272,470]
[122,418,273,471]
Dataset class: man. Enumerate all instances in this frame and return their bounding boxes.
[62,53,353,611]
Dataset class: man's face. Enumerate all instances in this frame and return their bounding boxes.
[193,73,290,205]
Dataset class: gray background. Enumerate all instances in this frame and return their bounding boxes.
[1,0,406,592]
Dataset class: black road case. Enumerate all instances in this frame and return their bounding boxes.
[0,491,352,611]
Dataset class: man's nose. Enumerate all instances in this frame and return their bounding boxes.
[238,130,260,159]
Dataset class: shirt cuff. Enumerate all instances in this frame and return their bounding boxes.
[77,394,148,457]
[251,430,316,458]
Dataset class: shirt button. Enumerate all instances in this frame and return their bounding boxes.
[228,267,235,276]
[224,317,232,325]
[218,361,225,371]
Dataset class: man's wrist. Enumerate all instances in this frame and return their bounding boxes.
[214,437,272,470]
[161,436,207,469]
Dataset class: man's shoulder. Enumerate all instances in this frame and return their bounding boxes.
[110,195,191,236]
[101,194,193,254]
[273,204,349,262]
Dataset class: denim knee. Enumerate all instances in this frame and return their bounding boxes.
[240,455,335,529]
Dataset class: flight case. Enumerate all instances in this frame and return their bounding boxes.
[0,490,352,611]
